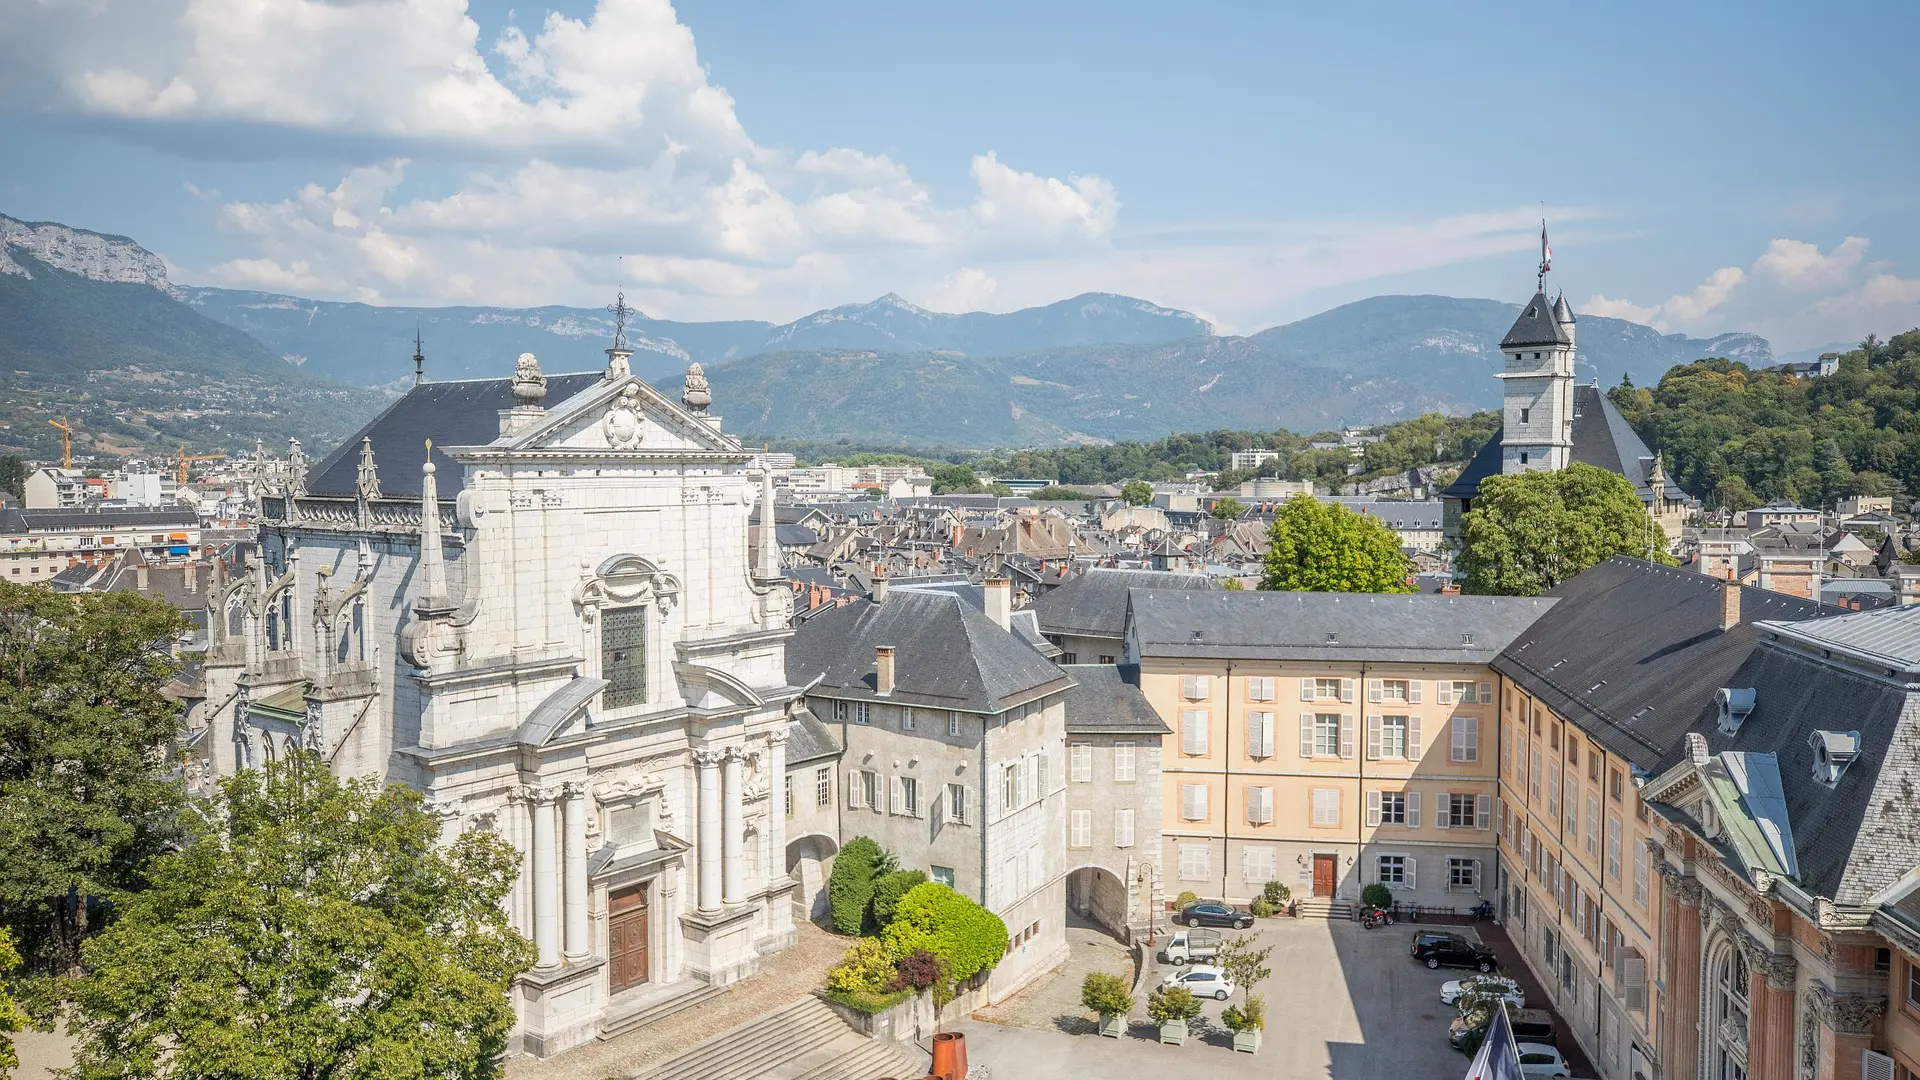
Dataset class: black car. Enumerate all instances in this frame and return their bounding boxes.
[1179,901,1252,929]
[1411,931,1498,972]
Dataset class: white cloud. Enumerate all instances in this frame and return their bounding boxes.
[1753,236,1868,291]
[1578,265,1745,332]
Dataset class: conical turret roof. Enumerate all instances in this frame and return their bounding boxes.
[1501,290,1572,348]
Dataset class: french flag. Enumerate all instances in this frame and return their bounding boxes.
[1464,1002,1526,1080]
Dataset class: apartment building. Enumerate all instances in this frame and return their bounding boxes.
[1123,588,1551,907]
[2,506,202,580]
[1060,664,1167,939]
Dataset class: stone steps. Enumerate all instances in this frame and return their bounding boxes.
[598,983,730,1041]
[626,995,922,1080]
[1294,898,1354,920]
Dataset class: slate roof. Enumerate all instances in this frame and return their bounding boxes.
[1062,664,1170,734]
[305,372,606,498]
[1032,568,1212,639]
[1501,289,1573,348]
[786,706,842,766]
[1494,557,1834,771]
[1440,386,1671,501]
[5,507,199,532]
[786,588,1074,713]
[1127,588,1551,664]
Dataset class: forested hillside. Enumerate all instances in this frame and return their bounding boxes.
[1609,330,1920,511]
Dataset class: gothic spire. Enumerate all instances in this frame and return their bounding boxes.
[418,440,446,603]
[355,437,380,500]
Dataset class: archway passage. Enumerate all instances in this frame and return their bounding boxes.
[1066,866,1129,940]
[786,834,838,924]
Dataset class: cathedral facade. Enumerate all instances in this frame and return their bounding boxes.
[194,346,799,1056]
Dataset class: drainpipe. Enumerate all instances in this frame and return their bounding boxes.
[1220,660,1233,902]
[1356,660,1367,909]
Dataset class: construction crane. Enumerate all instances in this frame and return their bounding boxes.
[175,446,223,485]
[47,415,72,469]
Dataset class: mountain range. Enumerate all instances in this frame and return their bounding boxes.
[1,211,1779,455]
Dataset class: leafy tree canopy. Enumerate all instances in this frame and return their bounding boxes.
[0,583,188,975]
[1259,496,1413,593]
[1457,463,1673,596]
[67,754,535,1080]
[1120,480,1153,506]
[1210,496,1247,520]
[880,882,1008,987]
[0,456,25,502]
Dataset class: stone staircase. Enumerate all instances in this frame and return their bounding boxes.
[626,995,925,1080]
[598,983,729,1042]
[1294,897,1354,920]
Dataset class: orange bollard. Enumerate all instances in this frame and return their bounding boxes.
[930,1031,967,1080]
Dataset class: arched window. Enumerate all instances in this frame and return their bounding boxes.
[1709,945,1750,1080]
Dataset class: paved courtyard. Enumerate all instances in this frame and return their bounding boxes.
[962,915,1508,1080]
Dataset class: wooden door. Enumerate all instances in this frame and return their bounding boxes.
[1312,854,1337,898]
[608,885,649,994]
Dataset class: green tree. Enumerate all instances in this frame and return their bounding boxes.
[880,882,1008,994]
[1120,480,1152,506]
[930,464,981,495]
[66,754,535,1080]
[1,932,28,1080]
[1213,935,1273,1000]
[1457,463,1673,596]
[1258,496,1413,593]
[1210,496,1247,520]
[827,837,894,934]
[0,457,25,502]
[0,584,188,975]
[1713,475,1759,515]
[869,869,927,928]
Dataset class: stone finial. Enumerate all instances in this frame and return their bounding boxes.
[285,437,308,498]
[511,352,547,406]
[355,437,380,500]
[682,362,712,414]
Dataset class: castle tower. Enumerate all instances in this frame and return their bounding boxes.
[1497,244,1576,473]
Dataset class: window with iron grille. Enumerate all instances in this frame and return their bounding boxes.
[602,605,648,708]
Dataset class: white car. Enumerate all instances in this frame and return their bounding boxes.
[1159,964,1236,1000]
[1441,975,1525,1008]
[1516,1042,1570,1079]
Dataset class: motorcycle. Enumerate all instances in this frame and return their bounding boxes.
[1360,907,1395,929]
[1470,900,1495,922]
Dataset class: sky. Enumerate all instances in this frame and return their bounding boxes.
[1,0,1916,349]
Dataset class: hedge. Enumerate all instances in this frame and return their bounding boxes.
[881,882,1009,986]
[828,837,891,934]
[870,870,927,928]
[823,986,916,1014]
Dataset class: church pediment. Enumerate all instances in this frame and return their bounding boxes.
[493,375,743,457]
[672,662,766,712]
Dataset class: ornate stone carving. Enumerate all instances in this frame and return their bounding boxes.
[1801,1007,1819,1080]
[510,352,548,406]
[691,749,724,769]
[561,779,588,800]
[603,383,644,448]
[763,730,789,748]
[520,783,562,804]
[1805,982,1886,1036]
[1667,871,1705,907]
[682,362,711,414]
[1738,935,1797,990]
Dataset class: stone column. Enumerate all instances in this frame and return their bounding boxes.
[529,786,560,969]
[1663,871,1705,1080]
[722,748,745,904]
[766,732,788,882]
[563,781,589,964]
[1743,937,1797,1080]
[694,750,723,913]
[1808,982,1888,1080]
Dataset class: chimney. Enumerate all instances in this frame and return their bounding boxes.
[875,645,896,696]
[984,576,1011,632]
[184,562,197,594]
[871,566,888,605]
[135,564,148,593]
[1720,573,1741,631]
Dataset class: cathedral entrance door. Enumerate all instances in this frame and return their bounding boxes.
[608,885,650,993]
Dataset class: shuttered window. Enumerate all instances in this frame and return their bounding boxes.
[602,605,648,708]
[1181,783,1208,821]
[1070,744,1093,782]
[1113,742,1136,782]
[1178,844,1209,881]
[1247,711,1275,758]
[1114,808,1135,848]
[1311,787,1340,827]
[1247,676,1275,702]
[1242,845,1276,884]
[1181,710,1209,755]
[1247,785,1274,825]
[1451,716,1480,762]
[1069,809,1092,848]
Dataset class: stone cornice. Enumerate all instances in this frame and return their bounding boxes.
[1805,981,1887,1036]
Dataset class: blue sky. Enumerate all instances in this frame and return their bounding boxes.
[1,0,1915,348]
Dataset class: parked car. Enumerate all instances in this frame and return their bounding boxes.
[1441,975,1524,1008]
[1160,964,1237,1000]
[1159,928,1223,966]
[1449,1007,1557,1050]
[1179,901,1253,929]
[1516,1042,1571,1078]
[1411,931,1498,971]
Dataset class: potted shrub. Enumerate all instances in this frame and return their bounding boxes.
[1222,994,1266,1053]
[1148,985,1201,1045]
[1080,971,1133,1038]
[1361,882,1393,913]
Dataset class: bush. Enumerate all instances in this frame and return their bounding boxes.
[870,869,927,928]
[882,883,1009,992]
[1262,881,1291,905]
[895,948,949,993]
[1250,898,1274,918]
[1222,994,1266,1034]
[825,938,896,996]
[823,986,916,1015]
[828,837,895,934]
[1174,890,1200,909]
[1080,971,1134,1017]
[1361,883,1393,911]
[1147,986,1202,1024]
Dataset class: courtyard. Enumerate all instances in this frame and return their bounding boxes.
[961,914,1527,1080]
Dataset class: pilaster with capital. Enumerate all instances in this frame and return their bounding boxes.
[562,781,590,963]
[693,750,723,913]
[722,747,745,904]
[525,784,562,969]
[765,731,789,882]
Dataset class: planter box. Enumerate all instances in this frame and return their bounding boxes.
[1233,1029,1263,1054]
[1158,1019,1187,1046]
[1097,1013,1127,1038]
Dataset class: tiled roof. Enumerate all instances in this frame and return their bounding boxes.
[1062,664,1170,734]
[786,706,842,766]
[1031,568,1211,639]
[1128,588,1550,664]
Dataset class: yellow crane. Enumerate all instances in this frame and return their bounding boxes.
[47,415,72,469]
[175,446,224,486]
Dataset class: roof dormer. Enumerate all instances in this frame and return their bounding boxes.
[1717,687,1756,735]
[1808,729,1862,787]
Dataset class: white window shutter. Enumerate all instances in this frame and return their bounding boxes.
[1436,797,1450,830]
[1863,1051,1896,1080]
[1182,710,1208,755]
[1407,715,1423,758]
[1408,791,1422,828]
[1366,715,1382,760]
[890,776,904,815]
[1245,786,1258,824]
[1340,678,1355,703]
[1182,674,1197,699]
[847,769,861,808]
[1366,790,1382,827]
[1367,678,1383,703]
[1438,681,1453,705]
[1299,679,1315,702]
[1477,794,1492,830]
[1409,680,1423,704]
[1340,715,1356,759]
[1259,786,1274,824]
[1115,808,1134,848]
[1479,681,1494,704]
[1260,712,1275,757]
[1299,713,1315,758]
[1196,674,1211,699]
[1405,857,1417,890]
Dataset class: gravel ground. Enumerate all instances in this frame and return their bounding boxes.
[506,919,850,1080]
